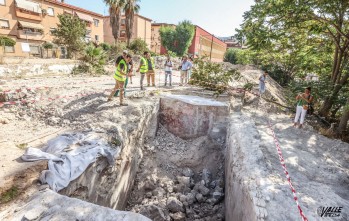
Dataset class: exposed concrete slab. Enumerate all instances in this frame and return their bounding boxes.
[159,95,229,140]
[4,189,150,221]
[225,113,266,221]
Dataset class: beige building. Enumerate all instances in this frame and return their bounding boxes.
[104,14,152,48]
[150,23,175,54]
[0,0,104,57]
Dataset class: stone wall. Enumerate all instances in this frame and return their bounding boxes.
[225,113,268,221]
[60,101,159,210]
[0,59,78,78]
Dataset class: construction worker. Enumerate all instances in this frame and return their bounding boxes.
[114,52,133,97]
[137,51,149,90]
[108,54,132,106]
[146,52,156,87]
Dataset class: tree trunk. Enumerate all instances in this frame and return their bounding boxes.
[337,98,349,134]
[318,44,347,117]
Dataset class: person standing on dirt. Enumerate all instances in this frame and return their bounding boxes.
[137,52,149,90]
[164,55,173,86]
[108,54,132,106]
[294,87,313,128]
[146,52,156,87]
[179,55,192,86]
[259,71,268,95]
[114,53,133,97]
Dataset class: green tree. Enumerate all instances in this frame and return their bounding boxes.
[104,0,125,43]
[224,48,242,65]
[42,42,53,58]
[160,20,195,56]
[128,38,147,54]
[238,0,349,133]
[190,57,240,95]
[52,14,86,58]
[238,0,349,118]
[159,25,176,53]
[124,0,140,46]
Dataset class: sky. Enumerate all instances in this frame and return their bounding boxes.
[65,0,255,37]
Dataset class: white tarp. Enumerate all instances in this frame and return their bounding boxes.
[15,0,42,13]
[21,133,119,192]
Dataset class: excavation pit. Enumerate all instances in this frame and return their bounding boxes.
[60,95,230,221]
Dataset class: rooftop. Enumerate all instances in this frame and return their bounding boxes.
[45,0,104,18]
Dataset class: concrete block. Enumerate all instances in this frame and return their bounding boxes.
[159,95,229,139]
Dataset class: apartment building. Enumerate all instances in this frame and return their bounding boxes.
[104,14,152,47]
[150,24,227,62]
[0,0,104,57]
[150,23,175,55]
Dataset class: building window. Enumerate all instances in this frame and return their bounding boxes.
[49,27,56,34]
[0,0,5,6]
[29,45,40,54]
[120,30,126,37]
[93,19,99,27]
[95,35,99,41]
[4,46,14,53]
[47,7,54,16]
[0,19,9,29]
[121,19,126,25]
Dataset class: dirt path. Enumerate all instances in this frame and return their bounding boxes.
[244,98,349,221]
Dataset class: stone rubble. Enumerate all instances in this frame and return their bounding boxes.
[126,125,225,221]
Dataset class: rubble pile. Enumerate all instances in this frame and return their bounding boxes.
[126,125,225,221]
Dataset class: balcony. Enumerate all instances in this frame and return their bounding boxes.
[17,30,43,40]
[15,8,42,21]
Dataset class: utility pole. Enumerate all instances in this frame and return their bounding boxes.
[209,35,214,61]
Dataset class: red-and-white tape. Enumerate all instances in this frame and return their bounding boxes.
[267,120,308,221]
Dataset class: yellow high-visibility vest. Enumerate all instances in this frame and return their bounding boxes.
[114,59,127,82]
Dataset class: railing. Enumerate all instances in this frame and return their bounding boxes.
[17,30,43,40]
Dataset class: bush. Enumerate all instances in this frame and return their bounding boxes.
[42,42,54,49]
[224,48,241,64]
[0,36,16,46]
[99,42,111,51]
[108,42,127,60]
[128,38,148,55]
[167,50,177,57]
[72,44,107,75]
[190,56,240,95]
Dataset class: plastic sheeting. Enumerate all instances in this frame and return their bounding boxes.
[22,133,119,192]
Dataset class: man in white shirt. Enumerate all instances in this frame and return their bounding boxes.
[180,55,193,86]
[164,55,173,86]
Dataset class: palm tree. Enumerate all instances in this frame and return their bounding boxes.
[124,0,140,46]
[104,0,125,44]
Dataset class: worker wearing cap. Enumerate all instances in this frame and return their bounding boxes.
[114,50,133,97]
[108,54,132,106]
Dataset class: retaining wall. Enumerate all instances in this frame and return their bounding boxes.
[225,113,268,221]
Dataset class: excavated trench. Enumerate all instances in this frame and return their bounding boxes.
[60,95,230,221]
